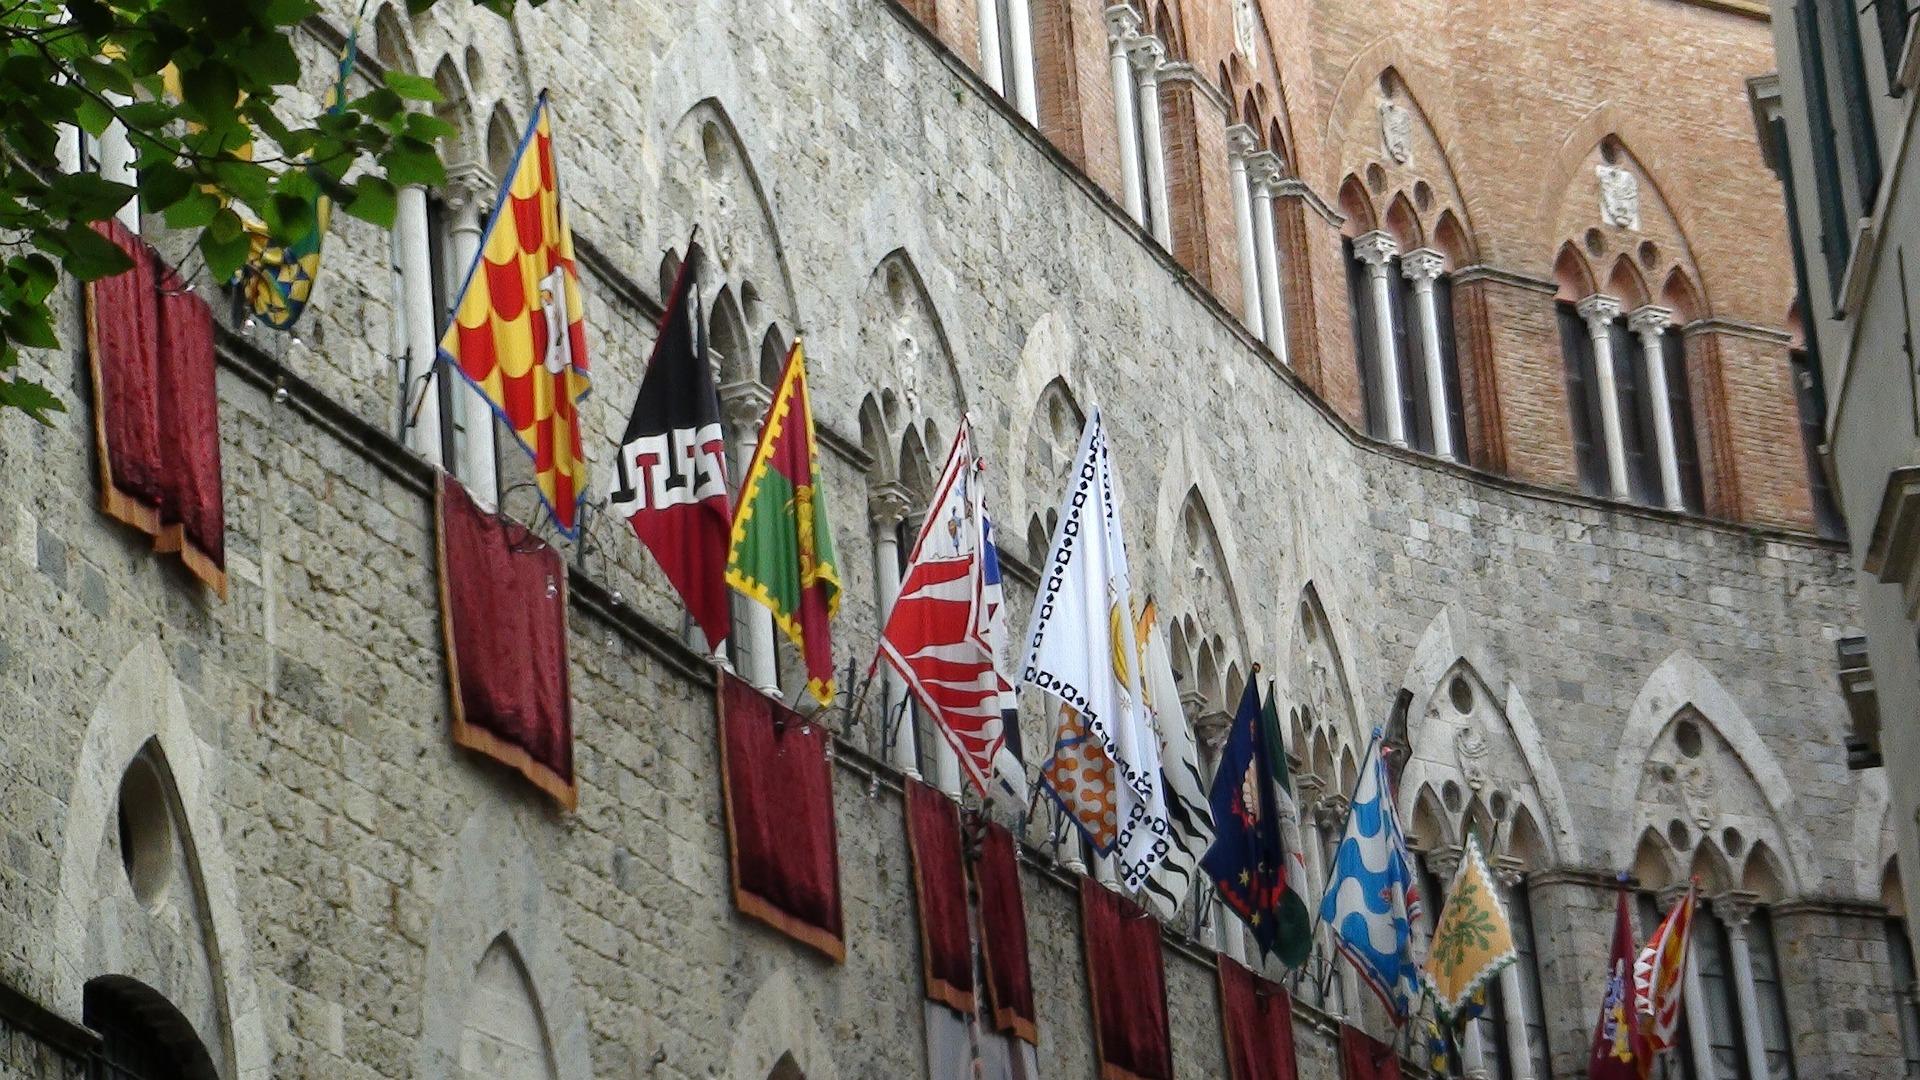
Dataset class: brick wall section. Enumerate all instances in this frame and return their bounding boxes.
[1475,278,1581,491]
[1450,277,1505,472]
[1717,334,1818,530]
[1160,79,1215,289]
[1276,195,1321,374]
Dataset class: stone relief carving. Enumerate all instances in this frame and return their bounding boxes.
[1597,164,1640,230]
[1454,724,1490,792]
[1233,0,1257,59]
[1379,101,1412,165]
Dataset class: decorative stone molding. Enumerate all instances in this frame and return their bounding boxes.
[1710,890,1759,926]
[1103,3,1141,43]
[1576,293,1622,326]
[1352,229,1399,267]
[1597,164,1640,230]
[1493,856,1527,890]
[1427,846,1463,882]
[1246,150,1284,194]
[1628,304,1673,336]
[1126,34,1167,75]
[1865,466,1920,622]
[1225,122,1260,160]
[443,160,496,218]
[1232,0,1257,59]
[719,378,772,431]
[1270,177,1346,228]
[867,483,913,531]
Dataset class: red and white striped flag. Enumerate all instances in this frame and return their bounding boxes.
[1634,882,1697,1057]
[877,418,1009,798]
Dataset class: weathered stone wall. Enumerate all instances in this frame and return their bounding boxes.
[0,0,1903,1077]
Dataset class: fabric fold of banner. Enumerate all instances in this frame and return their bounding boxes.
[716,671,845,962]
[878,419,1009,797]
[1321,729,1423,1022]
[609,257,730,647]
[1634,883,1696,1062]
[1218,958,1298,1080]
[437,94,592,535]
[85,219,227,597]
[1080,878,1173,1080]
[1138,602,1214,921]
[975,819,1037,1044]
[1024,409,1169,890]
[904,779,973,1014]
[1588,881,1652,1079]
[1202,679,1310,965]
[434,473,575,807]
[1423,833,1516,1017]
[1339,1024,1403,1080]
[727,340,841,705]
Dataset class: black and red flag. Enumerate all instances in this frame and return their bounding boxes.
[609,259,731,647]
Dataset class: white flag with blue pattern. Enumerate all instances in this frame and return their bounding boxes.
[1320,728,1424,1023]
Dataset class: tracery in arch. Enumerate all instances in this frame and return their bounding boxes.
[1287,584,1362,803]
[1335,68,1478,263]
[1159,488,1250,763]
[1019,377,1085,563]
[845,252,968,459]
[1626,706,1795,895]
[1397,661,1558,874]
[1543,134,1705,321]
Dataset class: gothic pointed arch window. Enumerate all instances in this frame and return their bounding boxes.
[85,976,221,1080]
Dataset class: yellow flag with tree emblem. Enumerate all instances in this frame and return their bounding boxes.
[1424,832,1517,1016]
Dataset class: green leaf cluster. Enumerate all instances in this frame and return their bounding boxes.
[0,0,533,423]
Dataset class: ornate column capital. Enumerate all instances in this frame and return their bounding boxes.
[1313,794,1349,836]
[868,482,913,531]
[1352,229,1399,267]
[718,379,771,431]
[1710,890,1760,928]
[1426,845,1463,883]
[443,160,496,219]
[1628,304,1674,336]
[1195,706,1233,749]
[1245,150,1284,192]
[1103,3,1141,41]
[1126,34,1165,76]
[1657,883,1694,912]
[1225,123,1260,160]
[1493,855,1528,890]
[1576,293,1622,328]
[1400,247,1446,284]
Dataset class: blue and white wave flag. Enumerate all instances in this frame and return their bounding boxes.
[1320,728,1424,1023]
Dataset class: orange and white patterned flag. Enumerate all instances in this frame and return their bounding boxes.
[1634,882,1697,1057]
[438,93,591,534]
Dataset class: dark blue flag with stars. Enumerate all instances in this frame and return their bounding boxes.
[1200,678,1308,965]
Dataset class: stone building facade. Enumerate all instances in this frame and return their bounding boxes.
[0,0,1910,1077]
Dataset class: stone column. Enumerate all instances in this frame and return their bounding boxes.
[1224,124,1265,340]
[1005,0,1038,122]
[721,380,779,693]
[445,162,500,508]
[395,185,444,463]
[1104,6,1144,225]
[99,92,138,231]
[1496,867,1537,1080]
[1248,151,1289,363]
[1129,36,1171,248]
[869,483,918,777]
[1576,294,1630,498]
[1402,248,1454,459]
[1525,870,1622,1080]
[1630,305,1685,510]
[1715,893,1773,1079]
[1353,231,1406,446]
[975,0,1005,95]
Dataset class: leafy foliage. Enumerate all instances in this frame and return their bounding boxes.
[0,0,526,422]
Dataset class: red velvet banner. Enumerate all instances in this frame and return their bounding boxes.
[1080,877,1172,1080]
[716,670,844,962]
[435,474,576,807]
[1340,1024,1402,1080]
[1218,958,1297,1080]
[85,220,226,596]
[975,819,1037,1044]
[904,779,972,1013]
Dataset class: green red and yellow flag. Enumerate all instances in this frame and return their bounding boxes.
[437,94,591,534]
[726,340,840,704]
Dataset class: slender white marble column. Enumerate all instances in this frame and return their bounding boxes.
[1717,895,1773,1080]
[1630,305,1686,510]
[444,163,500,507]
[1104,6,1144,224]
[1249,152,1289,363]
[1224,125,1265,339]
[1006,0,1038,122]
[1129,36,1171,247]
[1401,249,1454,459]
[721,381,780,693]
[869,483,919,777]
[1495,871,1537,1080]
[395,186,444,464]
[1577,294,1630,498]
[99,92,138,231]
[1353,231,1406,446]
[976,0,1005,95]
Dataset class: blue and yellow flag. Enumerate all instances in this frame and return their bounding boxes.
[240,10,361,332]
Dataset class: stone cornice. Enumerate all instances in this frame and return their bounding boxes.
[1681,317,1795,345]
[1270,177,1345,227]
[1450,264,1556,294]
[1771,897,1896,920]
[1158,60,1229,113]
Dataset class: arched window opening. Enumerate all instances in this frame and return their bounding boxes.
[458,936,560,1080]
[84,976,220,1080]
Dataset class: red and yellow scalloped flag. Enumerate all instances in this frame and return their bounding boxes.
[438,94,591,534]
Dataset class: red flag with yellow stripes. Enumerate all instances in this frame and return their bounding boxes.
[438,93,591,534]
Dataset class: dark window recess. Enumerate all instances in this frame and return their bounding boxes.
[1820,0,1884,219]
[1696,912,1751,1079]
[1510,884,1554,1078]
[1434,273,1468,461]
[1662,330,1706,513]
[1750,910,1799,1080]
[1347,240,1389,439]
[1872,0,1913,93]
[1797,2,1855,301]
[1791,347,1847,538]
[84,976,219,1080]
[1388,258,1427,452]
[1888,918,1920,1077]
[1610,318,1661,506]
[1559,302,1608,496]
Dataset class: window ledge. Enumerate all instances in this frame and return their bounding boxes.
[1837,216,1878,318]
[1863,464,1920,619]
